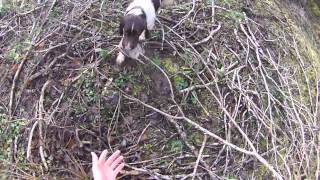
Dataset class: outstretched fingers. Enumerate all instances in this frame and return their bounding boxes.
[105,150,121,166]
[114,162,125,175]
[110,155,124,170]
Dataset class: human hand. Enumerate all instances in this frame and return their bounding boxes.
[91,150,124,180]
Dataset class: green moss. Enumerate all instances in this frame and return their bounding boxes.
[265,0,320,106]
[225,10,245,21]
[287,21,320,104]
[162,58,179,74]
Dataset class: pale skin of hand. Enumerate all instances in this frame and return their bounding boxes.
[91,150,124,180]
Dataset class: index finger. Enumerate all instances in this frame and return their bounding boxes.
[98,149,109,164]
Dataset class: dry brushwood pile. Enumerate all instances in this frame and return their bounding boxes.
[0,0,320,179]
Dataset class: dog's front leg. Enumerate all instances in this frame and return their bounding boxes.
[139,30,146,41]
[139,29,150,41]
[116,38,126,65]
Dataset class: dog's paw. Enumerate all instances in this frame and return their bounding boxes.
[116,52,126,65]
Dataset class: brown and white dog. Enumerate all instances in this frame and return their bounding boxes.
[116,0,161,65]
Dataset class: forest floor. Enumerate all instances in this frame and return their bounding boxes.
[0,0,320,179]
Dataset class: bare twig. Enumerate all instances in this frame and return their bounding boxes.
[26,121,38,161]
[192,23,221,46]
[180,82,215,93]
[192,134,207,180]
[38,80,51,170]
[8,46,33,120]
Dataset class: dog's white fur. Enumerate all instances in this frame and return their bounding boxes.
[126,0,157,31]
[116,0,159,65]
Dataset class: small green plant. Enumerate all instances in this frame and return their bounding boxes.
[74,105,88,115]
[95,48,110,61]
[152,54,162,66]
[225,10,245,21]
[144,144,153,153]
[50,6,61,18]
[190,132,202,145]
[4,39,32,62]
[0,113,8,161]
[132,84,143,96]
[169,139,184,153]
[82,71,98,104]
[5,45,22,62]
[114,74,133,88]
[174,75,188,91]
[190,94,198,105]
[0,113,26,163]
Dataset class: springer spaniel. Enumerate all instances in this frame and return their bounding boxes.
[116,0,161,65]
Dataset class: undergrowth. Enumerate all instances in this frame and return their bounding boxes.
[0,0,319,179]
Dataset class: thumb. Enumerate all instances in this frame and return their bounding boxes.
[91,152,102,180]
[91,152,98,165]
